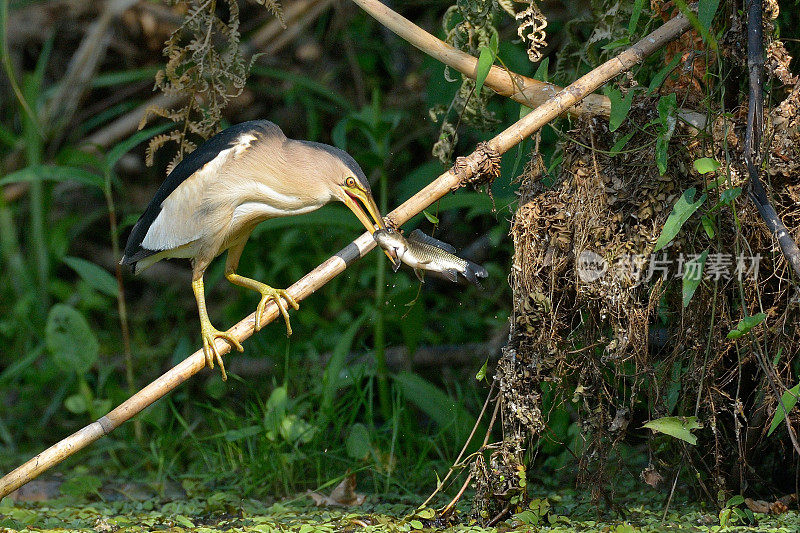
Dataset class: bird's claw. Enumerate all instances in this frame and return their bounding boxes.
[255,287,300,335]
[200,324,243,381]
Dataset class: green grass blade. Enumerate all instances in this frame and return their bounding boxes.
[768,383,800,436]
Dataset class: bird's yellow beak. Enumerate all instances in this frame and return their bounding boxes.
[341,185,396,263]
[341,185,386,234]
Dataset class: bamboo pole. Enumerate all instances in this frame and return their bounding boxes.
[352,0,610,117]
[0,7,693,500]
[352,0,707,129]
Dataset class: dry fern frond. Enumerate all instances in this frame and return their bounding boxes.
[141,0,284,170]
[254,0,286,27]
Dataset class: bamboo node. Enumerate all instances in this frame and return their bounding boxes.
[453,141,502,191]
[97,416,114,435]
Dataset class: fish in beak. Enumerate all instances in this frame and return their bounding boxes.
[340,184,396,263]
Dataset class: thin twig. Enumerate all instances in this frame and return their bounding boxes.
[0,8,694,499]
[439,472,472,517]
[743,0,800,456]
[482,394,502,448]
[486,502,511,527]
[662,458,681,521]
[438,394,503,516]
[422,379,496,508]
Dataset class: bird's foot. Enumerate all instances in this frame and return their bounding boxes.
[255,285,300,335]
[200,321,243,381]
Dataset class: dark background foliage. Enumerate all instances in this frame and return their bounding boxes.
[2,0,800,520]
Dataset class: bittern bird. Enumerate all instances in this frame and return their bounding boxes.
[122,120,385,379]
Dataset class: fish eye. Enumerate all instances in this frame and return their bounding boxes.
[345,177,357,188]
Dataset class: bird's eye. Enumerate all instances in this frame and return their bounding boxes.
[345,177,357,188]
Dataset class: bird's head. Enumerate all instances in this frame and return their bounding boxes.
[336,173,385,235]
[313,144,385,234]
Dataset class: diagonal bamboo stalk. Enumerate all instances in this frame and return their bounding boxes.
[352,0,609,116]
[0,7,693,500]
[352,0,707,129]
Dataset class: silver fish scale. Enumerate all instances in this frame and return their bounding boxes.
[407,241,468,272]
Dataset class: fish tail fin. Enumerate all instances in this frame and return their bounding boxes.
[462,261,488,287]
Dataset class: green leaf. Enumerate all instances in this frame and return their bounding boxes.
[422,210,439,224]
[394,371,476,439]
[174,515,195,528]
[60,475,101,499]
[719,508,732,527]
[682,249,708,308]
[726,495,745,508]
[346,423,371,460]
[331,118,349,150]
[321,314,366,416]
[605,87,635,132]
[64,394,88,414]
[768,383,800,436]
[658,93,678,130]
[701,215,716,239]
[90,66,162,88]
[602,37,630,51]
[648,55,682,93]
[279,414,317,444]
[655,134,669,175]
[476,359,488,381]
[653,188,706,252]
[719,187,741,205]
[223,425,261,441]
[0,165,103,189]
[264,386,288,440]
[609,131,635,156]
[532,57,549,82]
[409,519,424,530]
[628,0,645,36]
[698,0,720,32]
[62,256,118,297]
[643,416,702,445]
[103,123,172,172]
[693,157,721,174]
[514,510,541,526]
[727,312,767,340]
[46,304,99,375]
[475,46,494,96]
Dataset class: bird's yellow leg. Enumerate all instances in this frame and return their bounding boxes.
[224,272,299,335]
[191,277,243,380]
